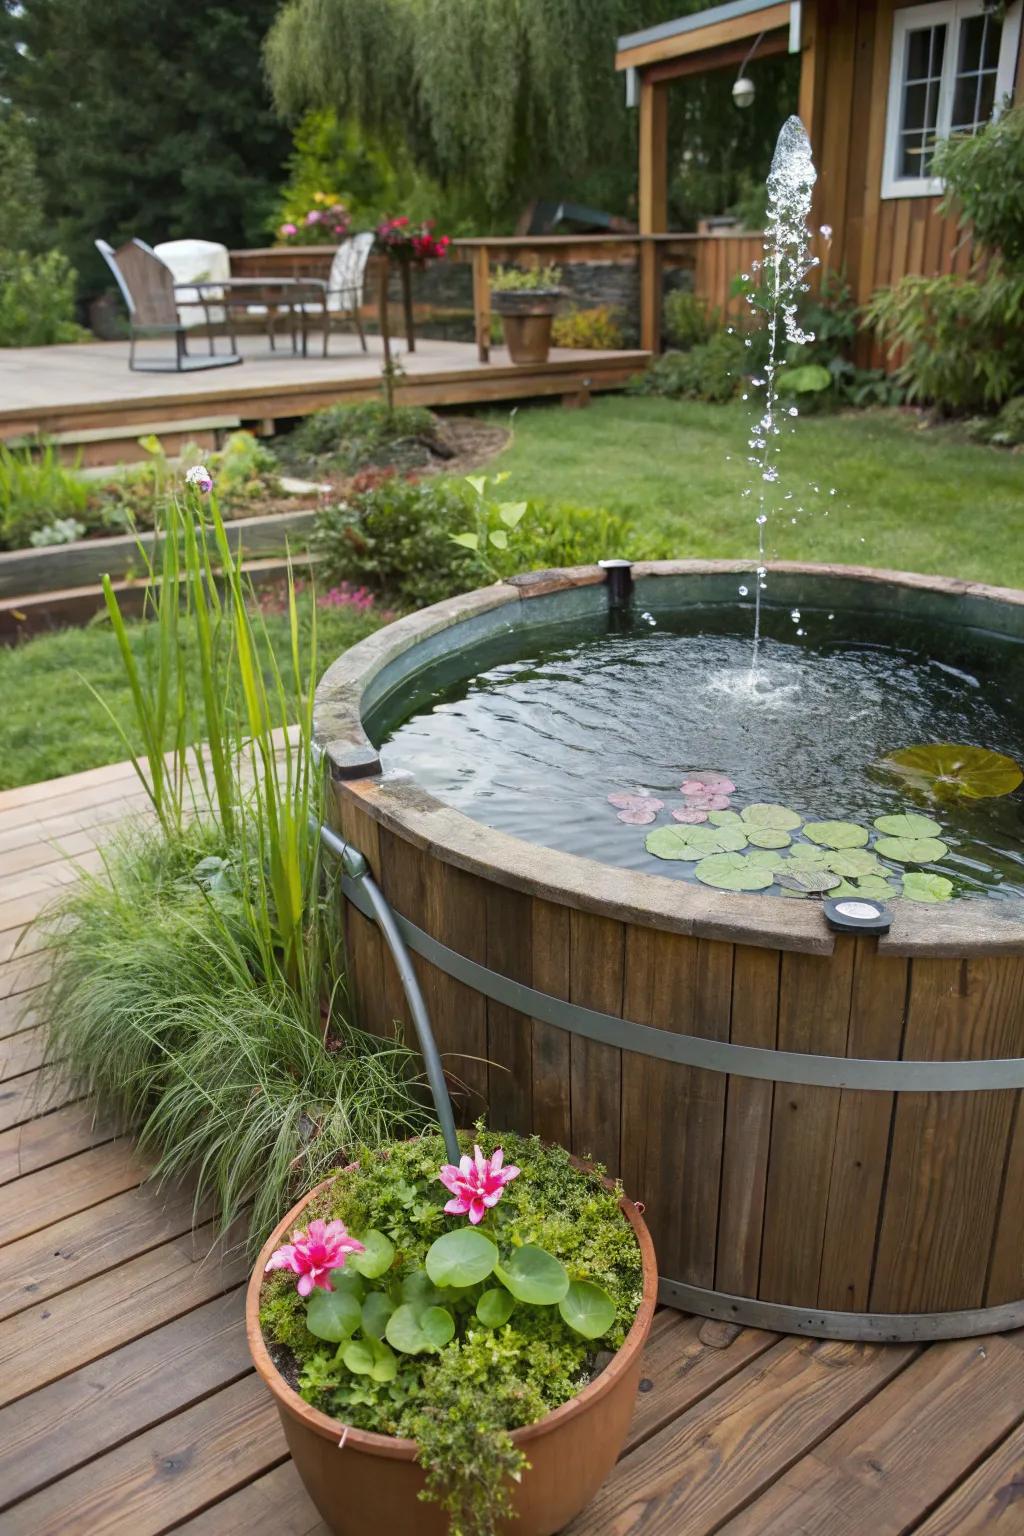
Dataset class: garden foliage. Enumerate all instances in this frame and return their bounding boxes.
[551,305,625,350]
[628,331,747,403]
[0,111,88,345]
[278,400,439,478]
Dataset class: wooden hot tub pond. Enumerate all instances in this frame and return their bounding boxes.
[315,561,1024,1342]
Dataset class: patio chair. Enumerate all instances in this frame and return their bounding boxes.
[152,238,231,331]
[295,232,374,356]
[95,237,241,372]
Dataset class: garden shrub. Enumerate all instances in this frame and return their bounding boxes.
[550,305,624,349]
[967,396,1024,447]
[279,400,439,476]
[662,290,718,350]
[628,330,746,403]
[0,441,92,550]
[866,105,1024,413]
[0,246,89,347]
[312,475,640,609]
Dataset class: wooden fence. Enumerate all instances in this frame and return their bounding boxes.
[229,232,766,357]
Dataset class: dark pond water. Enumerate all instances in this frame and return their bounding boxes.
[367,603,1024,902]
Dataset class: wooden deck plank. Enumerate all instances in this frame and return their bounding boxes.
[910,1416,1024,1533]
[165,1460,329,1536]
[0,1099,114,1187]
[1,1373,286,1536]
[0,1137,146,1248]
[0,951,50,1001]
[0,1064,77,1132]
[0,1217,248,1405]
[716,1335,1024,1536]
[0,1289,249,1512]
[563,1336,917,1535]
[0,1180,207,1322]
[0,992,40,1040]
[1,1023,51,1080]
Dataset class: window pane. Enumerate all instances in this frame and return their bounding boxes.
[950,11,1002,135]
[899,24,944,177]
[958,14,984,73]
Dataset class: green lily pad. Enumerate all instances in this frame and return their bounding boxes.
[784,844,830,868]
[694,852,775,891]
[775,868,842,894]
[775,884,810,898]
[497,1245,569,1305]
[748,848,789,870]
[558,1280,617,1340]
[874,835,948,864]
[425,1228,497,1289]
[825,848,885,878]
[803,820,870,849]
[746,827,792,849]
[708,809,743,826]
[832,875,896,900]
[873,813,942,838]
[902,871,955,902]
[880,744,1023,800]
[306,1287,362,1343]
[645,823,747,861]
[351,1229,395,1280]
[476,1288,516,1328]
[741,803,803,831]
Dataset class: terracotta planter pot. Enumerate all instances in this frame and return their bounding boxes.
[492,291,561,366]
[247,1170,657,1536]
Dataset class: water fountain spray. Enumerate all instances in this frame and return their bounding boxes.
[745,116,818,679]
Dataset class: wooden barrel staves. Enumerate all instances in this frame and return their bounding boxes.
[316,563,1024,1343]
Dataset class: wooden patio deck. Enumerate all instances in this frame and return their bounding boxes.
[3,759,1024,1535]
[0,335,646,463]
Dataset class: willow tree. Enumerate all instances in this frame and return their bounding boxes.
[265,0,684,221]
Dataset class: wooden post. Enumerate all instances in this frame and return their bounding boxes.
[638,76,668,354]
[378,260,394,411]
[400,261,416,352]
[473,246,491,363]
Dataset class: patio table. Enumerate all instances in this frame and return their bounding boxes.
[190,277,328,356]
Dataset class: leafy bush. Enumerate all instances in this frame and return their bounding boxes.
[628,331,746,403]
[279,400,438,477]
[491,263,562,292]
[312,474,639,609]
[0,247,89,347]
[550,305,624,349]
[662,290,718,350]
[967,396,1024,447]
[932,104,1024,264]
[865,268,1024,412]
[0,440,92,550]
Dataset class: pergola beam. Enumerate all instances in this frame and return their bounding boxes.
[616,0,792,72]
[643,28,790,85]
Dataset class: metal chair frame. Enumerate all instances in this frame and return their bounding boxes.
[95,238,242,372]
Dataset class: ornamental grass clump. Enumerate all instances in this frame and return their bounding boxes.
[258,1130,644,1536]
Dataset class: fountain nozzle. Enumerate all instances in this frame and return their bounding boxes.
[599,558,634,610]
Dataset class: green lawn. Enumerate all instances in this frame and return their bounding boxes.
[0,600,383,791]
[2,396,1021,790]
[491,397,1024,586]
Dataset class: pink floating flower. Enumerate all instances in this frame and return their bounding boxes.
[439,1144,520,1225]
[672,807,708,823]
[265,1218,365,1297]
[185,464,213,494]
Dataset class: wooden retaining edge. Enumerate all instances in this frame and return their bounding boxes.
[0,508,318,600]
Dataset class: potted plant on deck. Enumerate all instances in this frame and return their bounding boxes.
[491,265,563,366]
[248,1130,656,1536]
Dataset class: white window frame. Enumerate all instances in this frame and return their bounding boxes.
[881,0,1023,199]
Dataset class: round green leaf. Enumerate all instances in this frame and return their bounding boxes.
[351,1229,396,1280]
[558,1280,617,1340]
[645,823,747,861]
[902,871,954,902]
[746,827,792,849]
[305,1287,362,1343]
[326,1267,365,1299]
[425,1228,498,1289]
[694,852,774,891]
[401,1269,443,1309]
[477,1288,516,1327]
[775,868,842,894]
[881,744,1022,800]
[832,875,896,900]
[342,1339,376,1375]
[748,848,789,870]
[497,1245,569,1305]
[420,1306,456,1349]
[385,1302,432,1355]
[803,820,870,849]
[741,803,802,831]
[708,809,743,826]
[873,813,942,838]
[361,1290,396,1340]
[784,844,830,867]
[368,1338,398,1382]
[874,835,948,864]
[825,848,885,878]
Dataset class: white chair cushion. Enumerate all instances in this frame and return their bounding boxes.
[153,239,231,328]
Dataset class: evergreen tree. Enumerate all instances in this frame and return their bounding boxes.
[0,0,291,294]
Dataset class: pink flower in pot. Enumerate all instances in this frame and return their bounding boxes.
[265,1218,365,1296]
[438,1144,520,1224]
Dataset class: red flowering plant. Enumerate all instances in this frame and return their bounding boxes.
[375,215,450,264]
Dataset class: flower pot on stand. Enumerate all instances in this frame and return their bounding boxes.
[246,1171,657,1536]
[492,291,561,366]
